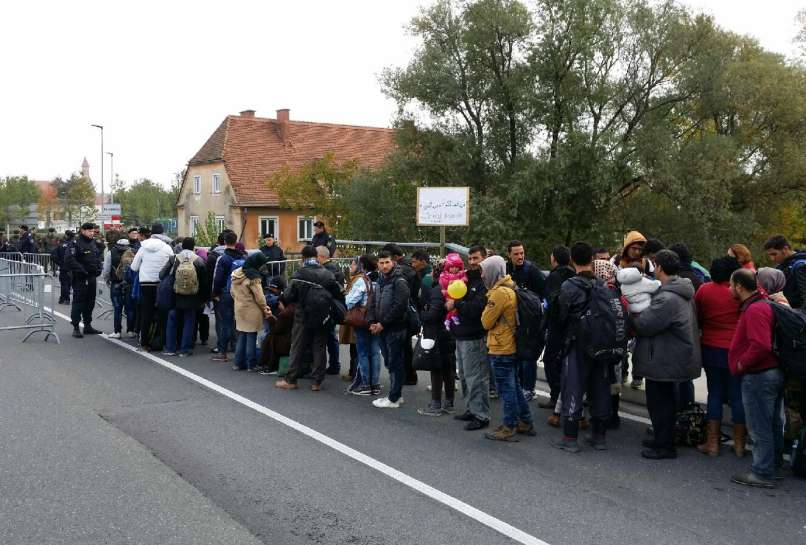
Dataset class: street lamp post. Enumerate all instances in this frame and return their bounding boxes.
[90,124,104,208]
[106,151,114,204]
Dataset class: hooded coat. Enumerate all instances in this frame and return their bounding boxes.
[131,237,174,283]
[632,276,702,382]
[618,231,648,270]
[230,253,270,333]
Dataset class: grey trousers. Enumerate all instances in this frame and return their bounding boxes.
[286,313,328,385]
[456,338,490,422]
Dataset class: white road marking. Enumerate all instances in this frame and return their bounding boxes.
[48,308,550,545]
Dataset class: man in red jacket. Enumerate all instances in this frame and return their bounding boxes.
[728,268,784,488]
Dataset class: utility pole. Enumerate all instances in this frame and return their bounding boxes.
[91,124,104,206]
[106,151,114,204]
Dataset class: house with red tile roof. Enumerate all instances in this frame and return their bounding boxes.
[176,109,397,251]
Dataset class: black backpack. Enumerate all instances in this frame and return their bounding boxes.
[576,279,628,364]
[296,279,334,330]
[766,302,806,380]
[512,287,545,361]
[792,426,806,479]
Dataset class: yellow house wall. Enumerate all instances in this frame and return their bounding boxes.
[176,162,237,237]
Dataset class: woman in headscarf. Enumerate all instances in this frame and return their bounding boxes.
[345,255,381,395]
[757,267,789,306]
[230,252,271,371]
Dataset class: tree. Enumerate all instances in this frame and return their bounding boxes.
[38,180,60,227]
[0,176,40,225]
[114,178,179,226]
[267,153,359,235]
[63,173,96,226]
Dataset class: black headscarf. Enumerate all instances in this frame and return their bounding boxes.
[242,252,269,280]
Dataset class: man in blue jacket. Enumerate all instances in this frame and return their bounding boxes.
[211,231,242,363]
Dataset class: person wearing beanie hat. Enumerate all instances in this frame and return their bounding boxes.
[480,255,534,441]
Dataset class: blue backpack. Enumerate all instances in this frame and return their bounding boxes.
[225,258,246,294]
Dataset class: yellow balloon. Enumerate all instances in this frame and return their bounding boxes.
[447,280,468,300]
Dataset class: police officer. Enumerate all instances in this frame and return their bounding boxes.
[64,222,103,338]
[55,230,76,304]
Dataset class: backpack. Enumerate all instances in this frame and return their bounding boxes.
[766,301,806,380]
[576,279,628,364]
[512,287,545,361]
[792,426,806,479]
[225,257,246,294]
[296,279,335,330]
[115,249,135,282]
[174,254,199,295]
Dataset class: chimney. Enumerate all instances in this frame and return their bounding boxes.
[240,109,255,118]
[276,108,290,141]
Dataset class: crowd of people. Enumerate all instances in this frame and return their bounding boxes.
[41,221,806,489]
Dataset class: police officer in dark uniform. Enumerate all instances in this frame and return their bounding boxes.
[64,222,103,338]
[55,230,76,304]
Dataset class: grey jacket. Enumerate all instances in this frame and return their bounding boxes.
[632,276,702,382]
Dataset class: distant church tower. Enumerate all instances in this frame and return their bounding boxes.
[81,157,90,179]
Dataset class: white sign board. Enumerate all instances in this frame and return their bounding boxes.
[416,187,470,226]
[102,204,121,215]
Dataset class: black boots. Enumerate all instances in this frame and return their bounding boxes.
[607,395,621,430]
[72,326,83,338]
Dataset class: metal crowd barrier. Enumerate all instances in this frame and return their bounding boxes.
[22,253,56,275]
[0,258,60,343]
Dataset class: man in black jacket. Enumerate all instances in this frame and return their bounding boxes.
[64,223,103,338]
[275,245,342,391]
[541,246,576,416]
[369,251,411,408]
[448,245,490,430]
[18,225,37,254]
[506,240,547,401]
[764,234,806,309]
[317,245,345,375]
[55,230,75,304]
[309,221,336,257]
[260,232,286,276]
[383,243,419,385]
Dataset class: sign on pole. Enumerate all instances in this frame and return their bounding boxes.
[416,187,470,257]
[416,187,470,226]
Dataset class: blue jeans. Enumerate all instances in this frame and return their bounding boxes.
[490,354,533,429]
[110,282,134,334]
[327,326,340,371]
[705,366,745,423]
[741,368,785,480]
[379,328,406,402]
[166,308,197,354]
[518,359,537,392]
[355,327,382,387]
[234,331,258,369]
[216,294,235,354]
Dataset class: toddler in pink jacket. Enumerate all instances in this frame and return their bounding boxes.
[439,253,468,329]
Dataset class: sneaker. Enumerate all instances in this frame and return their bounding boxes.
[641,447,677,460]
[161,351,178,357]
[350,385,373,396]
[371,385,382,396]
[72,327,83,339]
[275,379,298,390]
[107,332,121,339]
[464,418,490,431]
[441,400,455,415]
[484,425,518,442]
[83,326,103,335]
[515,421,537,436]
[128,331,137,339]
[454,411,474,422]
[210,347,220,354]
[373,397,400,409]
[258,368,278,376]
[552,436,581,453]
[178,352,192,358]
[585,435,608,451]
[522,389,535,402]
[731,471,777,488]
[231,365,246,371]
[630,378,643,390]
[417,402,444,416]
[212,355,228,363]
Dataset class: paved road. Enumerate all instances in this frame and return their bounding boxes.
[0,307,804,545]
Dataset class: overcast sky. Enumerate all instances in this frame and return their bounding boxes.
[1,0,802,193]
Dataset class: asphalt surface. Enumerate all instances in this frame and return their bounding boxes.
[1,303,805,545]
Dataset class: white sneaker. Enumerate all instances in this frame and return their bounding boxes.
[107,332,121,339]
[128,331,137,339]
[372,397,400,409]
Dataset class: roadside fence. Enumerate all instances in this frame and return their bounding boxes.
[0,258,59,343]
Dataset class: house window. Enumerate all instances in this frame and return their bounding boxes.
[212,174,221,194]
[297,216,314,241]
[193,175,201,194]
[259,217,279,239]
[189,215,199,236]
[215,216,226,233]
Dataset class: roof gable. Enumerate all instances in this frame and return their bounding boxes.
[187,113,396,206]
